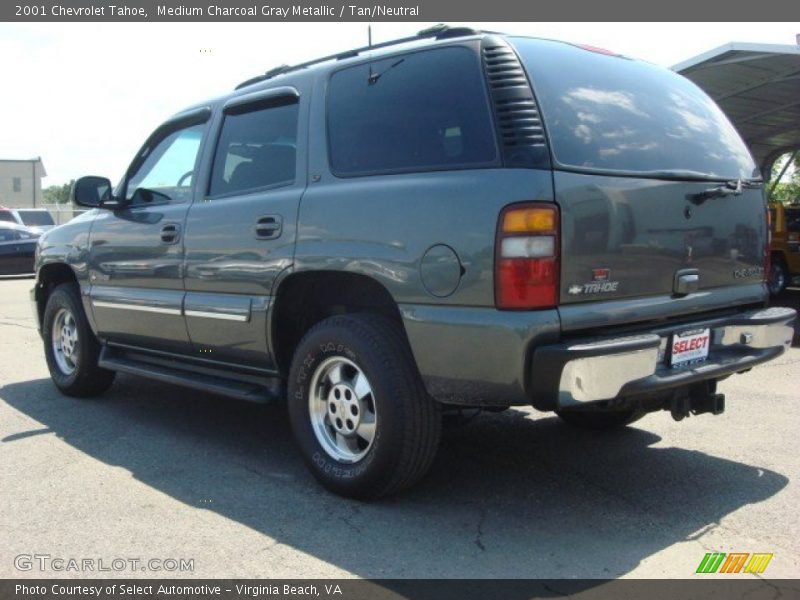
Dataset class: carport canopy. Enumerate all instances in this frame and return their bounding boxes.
[674,42,800,178]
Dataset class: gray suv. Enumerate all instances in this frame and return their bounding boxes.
[31,26,796,498]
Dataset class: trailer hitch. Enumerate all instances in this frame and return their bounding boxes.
[670,382,725,421]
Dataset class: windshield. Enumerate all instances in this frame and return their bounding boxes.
[511,38,758,180]
[18,210,54,226]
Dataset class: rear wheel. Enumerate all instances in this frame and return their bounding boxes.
[42,282,115,397]
[556,407,646,430]
[287,313,441,499]
[768,258,788,296]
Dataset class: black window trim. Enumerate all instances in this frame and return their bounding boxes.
[205,87,301,201]
[121,107,212,204]
[325,42,502,179]
[222,85,299,113]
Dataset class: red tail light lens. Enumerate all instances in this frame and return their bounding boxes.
[495,203,559,310]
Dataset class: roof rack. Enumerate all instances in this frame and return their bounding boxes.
[234,24,482,90]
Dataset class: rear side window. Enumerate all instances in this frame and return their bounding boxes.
[0,212,16,223]
[327,46,498,176]
[511,37,758,180]
[209,100,298,197]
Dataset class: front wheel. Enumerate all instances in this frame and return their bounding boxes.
[42,282,115,397]
[287,313,441,499]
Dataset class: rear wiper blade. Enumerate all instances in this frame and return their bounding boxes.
[689,178,762,205]
[638,169,730,181]
[368,58,405,85]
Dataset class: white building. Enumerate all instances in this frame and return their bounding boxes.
[0,157,47,208]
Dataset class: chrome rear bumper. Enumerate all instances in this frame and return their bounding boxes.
[529,306,796,410]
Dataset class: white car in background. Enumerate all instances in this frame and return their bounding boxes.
[0,207,56,234]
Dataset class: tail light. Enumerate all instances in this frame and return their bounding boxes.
[495,202,559,309]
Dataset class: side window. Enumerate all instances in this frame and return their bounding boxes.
[0,229,15,242]
[208,100,298,198]
[327,46,498,176]
[125,123,205,203]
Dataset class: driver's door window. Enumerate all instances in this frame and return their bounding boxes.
[125,123,205,204]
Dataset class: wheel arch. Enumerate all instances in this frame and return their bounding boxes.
[35,262,81,330]
[270,269,410,377]
[771,249,788,265]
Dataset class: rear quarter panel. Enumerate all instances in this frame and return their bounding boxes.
[294,169,553,307]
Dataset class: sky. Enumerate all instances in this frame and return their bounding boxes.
[1,21,798,186]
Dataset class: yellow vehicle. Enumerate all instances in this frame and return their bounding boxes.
[769,202,800,295]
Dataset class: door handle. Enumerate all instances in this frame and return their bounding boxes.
[160,223,181,244]
[254,215,282,240]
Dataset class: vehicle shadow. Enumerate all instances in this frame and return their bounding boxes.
[0,375,789,580]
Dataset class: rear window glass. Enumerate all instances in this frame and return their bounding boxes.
[18,210,54,226]
[511,38,758,180]
[327,46,498,176]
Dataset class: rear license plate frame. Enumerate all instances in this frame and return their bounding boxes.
[669,328,711,368]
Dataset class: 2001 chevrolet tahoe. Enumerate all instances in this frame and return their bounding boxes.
[31,26,796,498]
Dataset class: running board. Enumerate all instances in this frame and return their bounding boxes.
[98,347,283,403]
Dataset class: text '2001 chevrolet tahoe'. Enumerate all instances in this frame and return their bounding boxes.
[32,26,796,498]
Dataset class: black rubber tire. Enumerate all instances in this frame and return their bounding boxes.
[555,407,646,430]
[287,313,441,499]
[42,282,115,397]
[768,258,788,297]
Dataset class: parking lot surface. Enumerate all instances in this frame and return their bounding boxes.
[1,276,798,579]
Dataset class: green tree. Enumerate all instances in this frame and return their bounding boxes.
[769,154,800,206]
[42,180,75,204]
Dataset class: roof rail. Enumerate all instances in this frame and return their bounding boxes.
[234,24,483,90]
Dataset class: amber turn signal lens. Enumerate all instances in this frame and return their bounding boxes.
[502,207,556,233]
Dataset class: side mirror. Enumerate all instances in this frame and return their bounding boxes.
[71,176,114,208]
